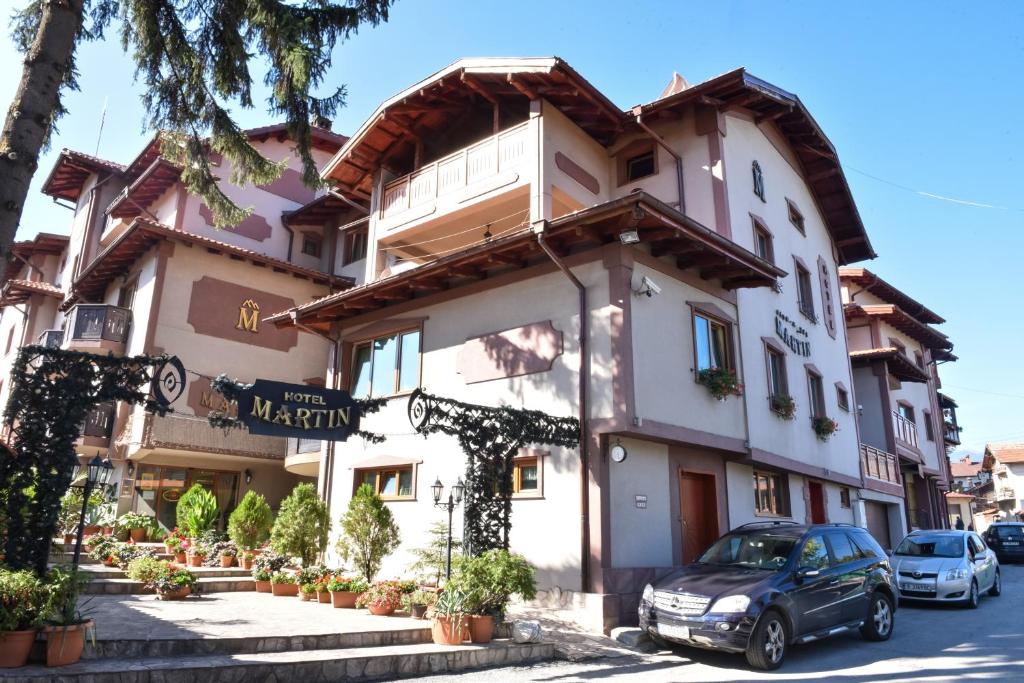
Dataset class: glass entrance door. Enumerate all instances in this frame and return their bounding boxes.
[133,465,239,531]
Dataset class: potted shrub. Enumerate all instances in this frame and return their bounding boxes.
[326,575,367,608]
[251,550,286,593]
[812,415,839,441]
[154,566,197,601]
[696,367,744,401]
[177,484,220,538]
[314,577,331,604]
[300,583,317,602]
[40,567,94,667]
[270,571,298,597]
[0,568,45,668]
[240,551,256,571]
[770,394,797,420]
[336,484,400,582]
[270,483,330,567]
[356,581,403,616]
[86,536,116,564]
[219,545,238,568]
[117,513,153,543]
[410,522,462,588]
[187,541,206,568]
[431,588,468,645]
[252,567,273,593]
[227,491,274,559]
[126,556,168,591]
[447,549,536,644]
[403,589,437,620]
[111,542,157,570]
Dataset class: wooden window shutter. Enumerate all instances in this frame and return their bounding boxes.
[817,255,836,338]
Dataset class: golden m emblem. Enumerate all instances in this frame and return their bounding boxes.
[237,299,260,333]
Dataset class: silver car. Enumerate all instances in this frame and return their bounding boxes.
[890,530,1001,608]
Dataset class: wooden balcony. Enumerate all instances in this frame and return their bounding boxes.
[861,443,902,485]
[63,304,131,356]
[79,402,115,448]
[36,329,63,349]
[943,420,961,446]
[892,410,919,449]
[998,487,1018,502]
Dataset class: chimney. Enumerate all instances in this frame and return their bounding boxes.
[658,72,690,100]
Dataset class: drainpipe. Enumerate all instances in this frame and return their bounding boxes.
[536,229,591,593]
[632,108,685,214]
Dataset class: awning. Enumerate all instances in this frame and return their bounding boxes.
[849,347,930,383]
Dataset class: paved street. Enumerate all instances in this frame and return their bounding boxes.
[415,564,1024,683]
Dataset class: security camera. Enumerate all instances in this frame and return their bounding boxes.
[641,275,661,297]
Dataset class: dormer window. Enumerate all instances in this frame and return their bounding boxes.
[626,151,656,182]
[301,233,322,258]
[616,141,657,186]
[752,161,765,202]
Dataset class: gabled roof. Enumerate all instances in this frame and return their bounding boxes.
[950,460,981,478]
[268,191,785,331]
[107,158,183,219]
[0,279,63,306]
[283,193,369,227]
[838,267,944,324]
[635,68,875,265]
[245,123,349,154]
[938,392,958,409]
[41,150,125,202]
[3,233,69,288]
[849,347,929,383]
[67,217,352,307]
[844,302,952,352]
[984,443,1024,467]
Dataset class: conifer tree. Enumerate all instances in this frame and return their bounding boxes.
[0,0,392,277]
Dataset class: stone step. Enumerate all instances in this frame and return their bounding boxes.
[81,565,252,579]
[0,639,554,682]
[84,576,255,595]
[83,622,433,660]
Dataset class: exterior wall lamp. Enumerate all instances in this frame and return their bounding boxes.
[244,469,253,485]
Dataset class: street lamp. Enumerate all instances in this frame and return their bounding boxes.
[70,453,114,570]
[432,477,465,581]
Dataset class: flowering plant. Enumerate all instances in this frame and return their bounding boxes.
[697,367,744,400]
[270,571,296,585]
[301,582,318,595]
[152,566,197,593]
[812,415,839,441]
[252,567,273,581]
[326,575,368,593]
[355,581,403,610]
[164,528,187,550]
[770,394,797,420]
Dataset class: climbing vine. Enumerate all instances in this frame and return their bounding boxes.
[0,346,174,574]
[407,390,580,555]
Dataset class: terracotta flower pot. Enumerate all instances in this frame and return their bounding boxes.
[220,555,235,568]
[410,604,428,620]
[0,629,37,668]
[62,534,74,545]
[255,580,272,593]
[299,592,312,602]
[317,591,330,604]
[102,558,115,567]
[188,554,205,568]
[157,586,191,601]
[271,582,299,597]
[129,528,146,543]
[83,525,101,536]
[240,557,253,570]
[468,615,494,644]
[174,552,187,564]
[431,616,465,645]
[42,620,93,667]
[330,591,357,608]
[367,603,394,616]
[102,526,114,536]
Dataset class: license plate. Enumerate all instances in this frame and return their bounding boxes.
[1004,541,1020,546]
[900,582,933,592]
[657,623,691,640]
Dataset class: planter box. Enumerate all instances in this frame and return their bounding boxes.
[255,580,272,593]
[220,555,235,568]
[330,591,358,608]
[271,583,299,597]
[157,586,191,601]
[469,615,494,643]
[367,603,395,616]
[316,591,331,604]
[129,528,146,543]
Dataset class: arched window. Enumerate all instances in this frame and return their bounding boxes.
[752,160,765,202]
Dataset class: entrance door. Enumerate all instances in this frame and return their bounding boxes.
[864,501,892,551]
[679,471,719,564]
[808,481,827,524]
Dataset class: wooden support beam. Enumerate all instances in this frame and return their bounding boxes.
[506,74,538,100]
[461,72,499,105]
[807,167,840,183]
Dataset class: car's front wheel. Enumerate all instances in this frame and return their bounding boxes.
[988,570,1001,597]
[964,579,979,609]
[860,592,894,641]
[745,609,788,671]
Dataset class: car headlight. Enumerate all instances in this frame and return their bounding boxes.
[946,568,968,581]
[709,594,751,613]
[641,584,654,605]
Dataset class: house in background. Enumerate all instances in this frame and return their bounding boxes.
[983,442,1024,523]
[950,454,988,492]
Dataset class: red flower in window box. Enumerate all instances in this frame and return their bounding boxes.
[770,394,797,420]
[697,367,743,401]
[812,416,839,441]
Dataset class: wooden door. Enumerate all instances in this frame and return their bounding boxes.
[808,481,827,524]
[679,472,719,564]
[864,501,892,551]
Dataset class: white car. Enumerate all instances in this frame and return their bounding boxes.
[889,530,1001,608]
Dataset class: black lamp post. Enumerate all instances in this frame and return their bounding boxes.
[431,476,465,581]
[70,453,114,570]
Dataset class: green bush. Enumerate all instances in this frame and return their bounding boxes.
[126,556,168,585]
[116,512,153,531]
[409,521,461,587]
[227,491,273,550]
[176,484,219,537]
[336,484,400,582]
[41,566,91,626]
[446,549,536,617]
[0,568,46,631]
[270,484,329,566]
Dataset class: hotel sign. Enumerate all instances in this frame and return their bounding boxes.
[235,379,360,440]
[775,310,810,357]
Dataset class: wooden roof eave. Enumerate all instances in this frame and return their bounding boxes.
[845,303,951,351]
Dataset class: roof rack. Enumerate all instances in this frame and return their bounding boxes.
[820,522,856,528]
[734,520,801,530]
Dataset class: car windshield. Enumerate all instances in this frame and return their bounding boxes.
[698,532,797,570]
[893,534,964,558]
[994,526,1024,540]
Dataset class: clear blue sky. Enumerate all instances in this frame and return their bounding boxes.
[2,1,1020,457]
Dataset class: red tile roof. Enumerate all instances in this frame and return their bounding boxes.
[849,347,929,383]
[0,278,63,306]
[950,461,981,478]
[986,443,1024,465]
[41,150,126,202]
[838,267,944,324]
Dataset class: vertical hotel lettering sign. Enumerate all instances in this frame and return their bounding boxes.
[775,310,810,357]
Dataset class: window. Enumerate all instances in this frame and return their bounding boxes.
[693,313,730,372]
[923,410,934,441]
[356,466,414,499]
[301,235,322,258]
[807,370,826,417]
[889,338,907,357]
[296,437,320,454]
[836,385,850,412]
[897,403,915,424]
[914,351,924,369]
[625,151,656,182]
[345,226,368,264]
[752,219,774,263]
[787,199,805,233]
[795,262,816,322]
[118,278,137,309]
[839,487,851,508]
[754,470,788,516]
[513,457,540,495]
[828,533,859,564]
[766,346,788,399]
[752,161,765,201]
[850,532,881,558]
[4,327,14,356]
[350,329,421,398]
[798,534,830,570]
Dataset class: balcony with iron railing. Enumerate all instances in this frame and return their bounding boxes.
[997,487,1018,502]
[943,420,962,446]
[860,443,902,487]
[36,329,63,349]
[892,410,919,450]
[79,402,115,448]
[62,304,131,356]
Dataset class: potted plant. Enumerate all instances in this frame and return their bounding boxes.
[770,394,797,420]
[176,484,220,539]
[227,490,274,559]
[117,513,153,543]
[336,484,400,582]
[356,581,404,616]
[174,539,189,564]
[326,575,367,608]
[86,503,115,537]
[187,540,206,568]
[300,583,317,602]
[270,571,298,597]
[270,483,330,567]
[154,566,197,600]
[164,529,186,556]
[126,556,168,591]
[410,522,462,587]
[240,550,256,571]
[0,568,45,668]
[812,415,839,441]
[447,549,536,644]
[403,589,437,620]
[86,535,116,564]
[111,542,157,570]
[252,567,273,593]
[219,545,238,568]
[251,550,286,593]
[696,367,744,401]
[40,567,94,667]
[314,577,331,604]
[431,588,468,645]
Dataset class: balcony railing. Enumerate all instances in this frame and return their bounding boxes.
[860,443,902,485]
[37,329,63,349]
[892,410,919,449]
[65,304,131,346]
[998,487,1018,502]
[943,420,962,445]
[380,122,530,221]
[81,402,115,442]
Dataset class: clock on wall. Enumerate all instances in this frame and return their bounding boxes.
[610,441,628,463]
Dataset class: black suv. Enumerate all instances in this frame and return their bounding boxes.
[638,521,897,670]
[983,522,1024,563]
